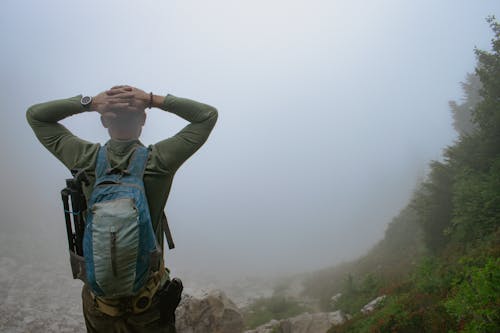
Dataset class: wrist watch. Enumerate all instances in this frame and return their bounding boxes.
[80,95,93,108]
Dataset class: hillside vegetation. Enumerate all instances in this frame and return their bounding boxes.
[299,17,500,333]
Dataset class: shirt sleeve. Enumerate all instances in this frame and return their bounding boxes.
[26,94,99,171]
[150,94,218,175]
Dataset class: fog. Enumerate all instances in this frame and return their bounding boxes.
[1,0,499,288]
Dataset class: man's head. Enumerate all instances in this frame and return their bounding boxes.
[100,109,146,140]
[93,85,150,140]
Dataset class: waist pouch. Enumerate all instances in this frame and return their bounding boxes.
[90,267,168,317]
[157,277,184,325]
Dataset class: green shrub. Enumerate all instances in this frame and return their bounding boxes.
[329,291,454,333]
[444,257,500,332]
[333,273,383,314]
[243,296,310,329]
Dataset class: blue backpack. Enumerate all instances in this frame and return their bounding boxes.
[83,143,161,298]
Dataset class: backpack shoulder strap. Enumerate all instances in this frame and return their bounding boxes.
[125,145,150,178]
[95,144,111,179]
[129,145,176,250]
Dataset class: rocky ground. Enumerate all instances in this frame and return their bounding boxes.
[0,255,266,333]
[0,255,249,333]
[0,256,85,333]
[1,254,368,333]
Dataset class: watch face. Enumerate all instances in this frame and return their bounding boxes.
[81,96,92,106]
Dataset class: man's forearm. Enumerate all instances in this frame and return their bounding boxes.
[150,93,218,173]
[27,95,87,124]
[157,94,218,125]
[26,95,98,171]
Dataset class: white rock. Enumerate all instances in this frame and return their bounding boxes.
[360,295,386,314]
[329,293,342,309]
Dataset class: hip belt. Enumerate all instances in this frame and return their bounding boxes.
[89,266,168,317]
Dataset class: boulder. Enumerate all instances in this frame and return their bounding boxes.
[176,289,245,333]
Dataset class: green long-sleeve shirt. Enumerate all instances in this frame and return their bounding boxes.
[26,93,218,252]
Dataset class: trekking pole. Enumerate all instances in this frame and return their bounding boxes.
[61,187,76,254]
[67,180,83,256]
[69,169,90,256]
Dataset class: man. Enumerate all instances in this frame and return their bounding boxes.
[26,85,218,332]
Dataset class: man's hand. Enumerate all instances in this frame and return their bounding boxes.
[105,85,150,111]
[90,85,149,119]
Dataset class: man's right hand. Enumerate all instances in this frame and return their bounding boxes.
[90,85,137,119]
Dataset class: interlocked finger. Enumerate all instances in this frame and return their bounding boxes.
[106,86,133,96]
[106,102,131,109]
[106,95,134,104]
[109,92,135,99]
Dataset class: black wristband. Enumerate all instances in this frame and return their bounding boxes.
[148,92,153,109]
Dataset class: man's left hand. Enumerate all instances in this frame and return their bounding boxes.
[105,85,149,112]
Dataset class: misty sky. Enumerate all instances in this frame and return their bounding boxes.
[1,0,499,283]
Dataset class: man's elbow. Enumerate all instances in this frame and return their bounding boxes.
[25,104,37,126]
[207,105,218,123]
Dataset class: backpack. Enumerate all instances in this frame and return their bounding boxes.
[83,143,162,298]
